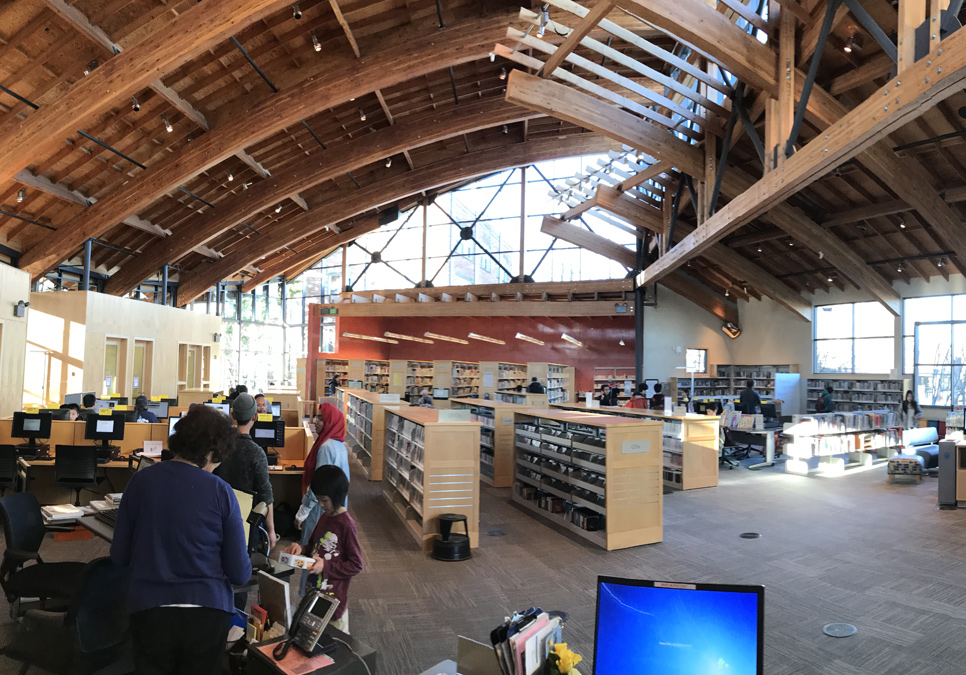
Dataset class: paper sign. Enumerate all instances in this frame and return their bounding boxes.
[114,405,130,411]
[621,440,650,454]
[585,392,593,406]
[257,413,273,422]
[392,373,403,386]
[624,381,633,395]
[133,376,139,388]
[378,394,401,403]
[26,407,38,414]
[142,441,163,456]
[98,408,113,416]
[214,396,226,403]
[673,405,687,415]
[439,409,472,422]
[502,416,514,426]
[483,372,494,388]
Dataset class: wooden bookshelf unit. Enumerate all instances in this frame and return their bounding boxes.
[383,407,481,551]
[512,409,663,551]
[451,397,529,487]
[342,389,401,481]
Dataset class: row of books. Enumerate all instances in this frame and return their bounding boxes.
[789,411,898,434]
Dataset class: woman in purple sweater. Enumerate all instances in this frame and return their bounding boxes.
[111,405,251,675]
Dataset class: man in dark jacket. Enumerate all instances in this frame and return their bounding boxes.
[527,377,546,394]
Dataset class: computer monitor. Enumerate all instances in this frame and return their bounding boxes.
[346,380,363,389]
[205,402,230,415]
[158,396,178,406]
[271,402,281,417]
[114,397,129,405]
[168,416,180,437]
[49,408,71,421]
[760,404,777,420]
[145,401,169,418]
[251,420,285,449]
[136,455,158,472]
[594,576,764,675]
[84,414,126,451]
[11,412,52,455]
[93,399,116,411]
[433,388,450,400]
[64,392,95,407]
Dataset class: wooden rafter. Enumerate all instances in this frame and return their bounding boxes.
[328,0,362,58]
[538,0,616,77]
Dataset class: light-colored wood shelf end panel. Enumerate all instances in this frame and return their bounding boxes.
[680,440,719,489]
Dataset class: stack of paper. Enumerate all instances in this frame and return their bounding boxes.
[41,505,83,522]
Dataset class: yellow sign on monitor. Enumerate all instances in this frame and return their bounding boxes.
[214,396,226,403]
[266,397,273,403]
[25,407,38,414]
[151,395,162,402]
[114,405,130,411]
[99,408,113,416]
[110,393,121,399]
[257,413,273,422]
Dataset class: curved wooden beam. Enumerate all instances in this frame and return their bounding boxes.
[174,134,619,304]
[18,11,516,280]
[0,0,283,186]
[104,97,538,295]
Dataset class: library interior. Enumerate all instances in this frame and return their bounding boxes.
[4,0,966,673]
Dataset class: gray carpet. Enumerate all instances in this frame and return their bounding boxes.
[2,459,965,674]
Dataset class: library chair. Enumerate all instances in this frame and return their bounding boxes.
[0,492,86,619]
[53,446,99,506]
[0,557,132,675]
[0,445,19,495]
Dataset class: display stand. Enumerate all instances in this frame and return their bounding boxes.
[342,389,400,481]
[451,397,529,487]
[512,409,663,550]
[383,407,481,551]
[550,403,719,490]
[784,410,901,476]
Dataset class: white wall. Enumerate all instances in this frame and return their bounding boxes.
[0,266,30,414]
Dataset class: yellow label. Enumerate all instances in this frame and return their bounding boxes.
[257,413,273,422]
[214,396,226,403]
[114,405,130,411]
[99,408,113,416]
[151,395,162,402]
[266,397,273,403]
[25,407,38,414]
[110,394,121,399]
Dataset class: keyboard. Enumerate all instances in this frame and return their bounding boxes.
[94,508,119,526]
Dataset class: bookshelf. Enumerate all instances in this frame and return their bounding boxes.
[480,361,527,398]
[550,403,719,490]
[383,406,481,551]
[805,378,905,413]
[388,360,434,398]
[362,359,390,394]
[342,389,401,481]
[593,366,635,401]
[432,361,480,407]
[451,397,529,487]
[527,362,575,404]
[317,359,349,391]
[784,410,901,476]
[512,409,663,550]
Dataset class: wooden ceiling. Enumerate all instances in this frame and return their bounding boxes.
[2,0,966,317]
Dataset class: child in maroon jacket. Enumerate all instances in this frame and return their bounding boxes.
[284,465,362,633]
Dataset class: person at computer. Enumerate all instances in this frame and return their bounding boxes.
[648,383,666,410]
[77,393,97,420]
[738,380,761,414]
[527,377,546,394]
[295,402,350,594]
[417,389,434,407]
[215,393,277,550]
[901,390,922,429]
[59,403,80,421]
[110,404,251,674]
[254,393,270,416]
[134,395,159,423]
[597,384,620,407]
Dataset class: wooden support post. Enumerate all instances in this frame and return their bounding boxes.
[764,99,780,173]
[702,136,715,225]
[778,9,796,162]
[341,244,348,292]
[421,202,428,284]
[899,0,926,73]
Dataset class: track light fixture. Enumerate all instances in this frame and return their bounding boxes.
[83,60,97,76]
[619,339,625,346]
[843,32,863,53]
[537,4,549,38]
[897,261,905,273]
[757,246,762,253]
[17,188,25,203]
[312,33,321,52]
[385,157,392,168]
[292,3,302,19]
[275,205,282,214]
[424,332,469,345]
[162,115,173,133]
[489,52,496,62]
[359,109,367,122]
[468,332,505,345]
[827,273,835,283]
[939,257,947,267]
[515,332,545,346]
[899,219,906,229]
[724,288,729,297]
[500,67,507,80]
[502,125,508,134]
[131,96,140,112]
[561,333,584,347]
[227,171,234,182]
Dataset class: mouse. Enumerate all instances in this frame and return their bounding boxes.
[285,465,299,471]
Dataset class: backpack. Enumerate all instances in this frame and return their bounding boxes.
[815,393,826,413]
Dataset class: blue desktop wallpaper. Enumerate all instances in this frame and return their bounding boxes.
[595,582,760,674]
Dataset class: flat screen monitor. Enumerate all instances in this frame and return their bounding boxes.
[145,401,169,418]
[93,399,116,411]
[433,388,450,400]
[136,455,158,472]
[346,380,363,389]
[205,402,230,415]
[168,416,181,437]
[50,408,72,421]
[64,392,95,407]
[760,403,777,420]
[251,420,286,448]
[271,403,281,417]
[594,576,764,675]
[115,397,129,405]
[12,412,52,440]
[84,414,126,443]
[116,409,138,423]
[158,397,178,406]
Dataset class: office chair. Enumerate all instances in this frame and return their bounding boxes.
[0,557,132,675]
[54,446,99,506]
[0,492,86,619]
[0,445,19,495]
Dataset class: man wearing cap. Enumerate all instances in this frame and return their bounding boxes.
[134,395,159,423]
[214,393,276,549]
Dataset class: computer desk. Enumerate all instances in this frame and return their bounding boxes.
[726,427,780,469]
[18,456,136,505]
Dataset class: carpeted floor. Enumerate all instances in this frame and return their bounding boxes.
[2,458,966,674]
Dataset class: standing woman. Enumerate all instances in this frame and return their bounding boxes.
[901,390,922,429]
[296,403,350,590]
[111,405,251,675]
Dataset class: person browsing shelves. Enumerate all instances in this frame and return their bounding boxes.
[648,383,666,410]
[284,465,362,634]
[527,377,546,394]
[110,405,251,675]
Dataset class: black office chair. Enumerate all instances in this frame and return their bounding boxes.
[0,557,132,674]
[0,445,19,495]
[0,492,86,618]
[54,446,99,506]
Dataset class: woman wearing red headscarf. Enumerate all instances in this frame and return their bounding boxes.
[295,403,349,594]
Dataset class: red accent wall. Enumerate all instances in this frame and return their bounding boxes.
[307,309,635,399]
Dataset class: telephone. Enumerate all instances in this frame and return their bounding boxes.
[272,590,340,660]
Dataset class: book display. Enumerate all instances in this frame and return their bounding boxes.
[382,406,481,551]
[512,409,663,550]
[784,410,901,476]
[363,360,390,394]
